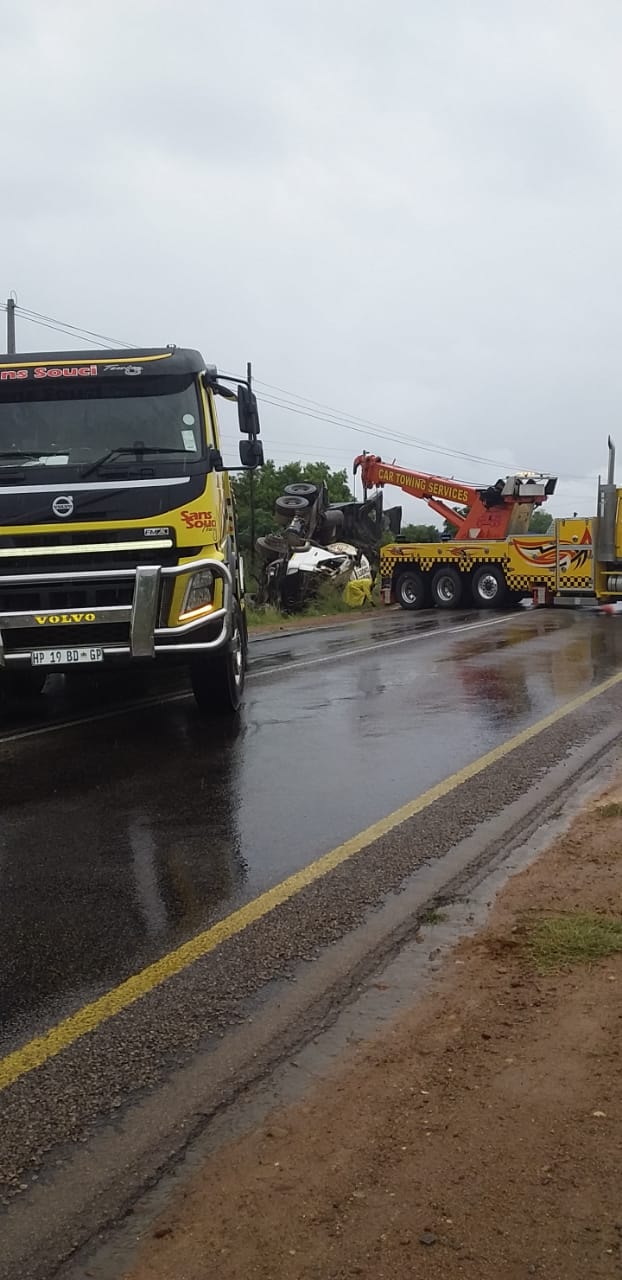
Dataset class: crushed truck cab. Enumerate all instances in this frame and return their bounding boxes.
[0,346,263,712]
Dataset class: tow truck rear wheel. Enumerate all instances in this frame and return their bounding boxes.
[191,602,246,715]
[431,566,463,609]
[472,564,508,609]
[395,568,428,611]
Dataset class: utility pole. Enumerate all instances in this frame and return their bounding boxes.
[6,295,16,354]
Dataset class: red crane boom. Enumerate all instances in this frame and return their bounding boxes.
[353,453,556,540]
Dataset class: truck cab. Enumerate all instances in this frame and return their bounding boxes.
[0,346,263,713]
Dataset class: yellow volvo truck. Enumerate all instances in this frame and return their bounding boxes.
[0,346,263,712]
[377,439,622,610]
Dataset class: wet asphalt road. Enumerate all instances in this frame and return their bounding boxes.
[1,606,622,1057]
[2,605,622,1279]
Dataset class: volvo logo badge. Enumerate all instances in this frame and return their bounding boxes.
[52,495,74,518]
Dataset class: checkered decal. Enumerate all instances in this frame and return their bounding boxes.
[380,545,557,592]
[555,576,594,590]
[505,572,552,589]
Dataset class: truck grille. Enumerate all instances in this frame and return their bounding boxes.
[2,623,129,653]
[0,540,200,613]
[0,581,135,611]
[0,548,183,575]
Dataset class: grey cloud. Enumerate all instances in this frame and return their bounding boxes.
[3,0,622,521]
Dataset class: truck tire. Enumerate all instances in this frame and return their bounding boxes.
[274,495,310,519]
[283,483,318,500]
[191,602,246,715]
[431,566,463,609]
[472,565,508,609]
[395,568,428,611]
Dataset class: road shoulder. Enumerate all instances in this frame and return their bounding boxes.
[121,777,622,1280]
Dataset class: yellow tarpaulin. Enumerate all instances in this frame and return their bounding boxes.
[343,578,373,608]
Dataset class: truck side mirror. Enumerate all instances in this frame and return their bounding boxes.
[202,370,237,400]
[238,384,261,436]
[239,438,264,469]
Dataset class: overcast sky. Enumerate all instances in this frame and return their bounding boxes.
[3,0,622,522]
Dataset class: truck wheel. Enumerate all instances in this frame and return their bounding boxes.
[274,495,310,519]
[191,603,246,715]
[283,483,318,500]
[395,568,428,611]
[472,565,508,609]
[431,567,463,609]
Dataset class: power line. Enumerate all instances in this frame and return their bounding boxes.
[256,394,513,474]
[10,304,134,348]
[220,429,597,491]
[252,389,595,486]
[221,439,355,465]
[0,308,113,348]
[221,369,520,471]
[225,371,602,486]
[252,379,530,471]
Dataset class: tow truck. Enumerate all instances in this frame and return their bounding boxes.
[354,442,622,610]
[0,346,263,712]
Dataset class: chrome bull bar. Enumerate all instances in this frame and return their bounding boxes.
[0,558,233,667]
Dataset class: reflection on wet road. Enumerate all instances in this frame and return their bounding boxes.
[1,608,621,1054]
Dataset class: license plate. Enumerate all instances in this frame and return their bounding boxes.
[30,647,104,667]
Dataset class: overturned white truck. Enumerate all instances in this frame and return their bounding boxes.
[254,481,402,611]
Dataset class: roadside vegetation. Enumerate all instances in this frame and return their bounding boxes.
[525,910,622,972]
[420,906,448,925]
[246,580,380,630]
[597,801,622,818]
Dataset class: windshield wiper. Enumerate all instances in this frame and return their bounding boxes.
[0,450,68,465]
[81,446,187,479]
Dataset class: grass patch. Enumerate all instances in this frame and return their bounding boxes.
[596,802,622,819]
[304,579,380,617]
[420,907,447,926]
[246,604,285,630]
[246,578,380,629]
[526,911,622,972]
[303,581,356,617]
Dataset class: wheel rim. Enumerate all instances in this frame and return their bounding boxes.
[436,575,457,603]
[401,578,419,605]
[231,623,244,687]
[477,573,499,601]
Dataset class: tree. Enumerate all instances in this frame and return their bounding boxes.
[528,509,553,534]
[232,460,353,555]
[381,522,440,545]
[401,522,440,543]
[442,506,468,537]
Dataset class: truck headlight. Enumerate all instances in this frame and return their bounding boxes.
[180,569,215,621]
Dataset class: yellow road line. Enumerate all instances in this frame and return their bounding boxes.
[2,668,622,1093]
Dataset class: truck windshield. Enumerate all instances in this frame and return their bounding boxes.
[0,374,207,475]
